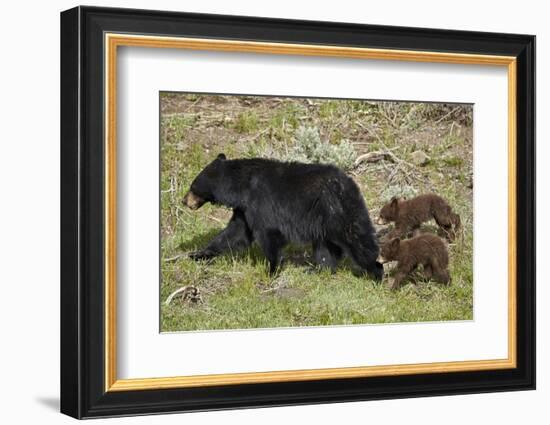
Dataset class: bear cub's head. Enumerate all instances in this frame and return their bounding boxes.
[183,153,226,210]
[377,237,401,263]
[377,197,402,225]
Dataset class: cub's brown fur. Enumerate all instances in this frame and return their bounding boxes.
[378,234,450,290]
[378,193,461,240]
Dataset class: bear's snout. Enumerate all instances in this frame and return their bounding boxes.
[376,217,388,225]
[377,254,388,264]
[183,191,206,210]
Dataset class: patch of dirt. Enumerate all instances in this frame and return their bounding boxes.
[256,273,307,299]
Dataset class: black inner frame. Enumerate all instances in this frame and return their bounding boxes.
[60,6,535,419]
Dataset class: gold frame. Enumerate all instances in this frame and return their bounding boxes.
[104,33,517,392]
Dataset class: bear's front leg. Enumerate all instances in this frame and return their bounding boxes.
[188,249,218,261]
[189,209,253,261]
[387,223,409,240]
[257,229,287,276]
[389,264,413,290]
[312,240,342,273]
[411,226,422,237]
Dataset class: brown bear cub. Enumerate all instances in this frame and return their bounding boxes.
[377,193,461,241]
[378,234,450,290]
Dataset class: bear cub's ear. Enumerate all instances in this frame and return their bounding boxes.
[390,237,401,250]
[390,197,399,213]
[217,153,227,161]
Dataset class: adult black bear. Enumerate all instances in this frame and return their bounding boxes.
[183,154,383,280]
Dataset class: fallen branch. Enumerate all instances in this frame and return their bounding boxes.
[161,176,176,194]
[435,106,461,124]
[354,151,396,166]
[163,253,185,263]
[165,286,202,306]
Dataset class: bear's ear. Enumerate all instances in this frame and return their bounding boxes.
[217,153,227,161]
[390,238,401,250]
[390,197,399,212]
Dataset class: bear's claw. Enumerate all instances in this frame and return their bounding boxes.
[188,250,215,261]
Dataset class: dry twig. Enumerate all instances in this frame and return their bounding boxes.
[165,286,202,306]
[163,253,185,263]
[354,151,396,166]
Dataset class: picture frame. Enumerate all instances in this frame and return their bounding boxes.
[60,5,535,419]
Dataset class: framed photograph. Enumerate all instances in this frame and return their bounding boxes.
[60,6,535,419]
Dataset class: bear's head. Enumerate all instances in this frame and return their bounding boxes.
[183,153,226,210]
[377,197,400,225]
[377,237,401,263]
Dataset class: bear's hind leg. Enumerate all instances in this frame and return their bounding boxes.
[423,263,433,280]
[434,208,457,241]
[387,222,409,240]
[430,258,451,285]
[257,229,287,275]
[433,268,451,285]
[451,213,462,240]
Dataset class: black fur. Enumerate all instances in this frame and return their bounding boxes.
[184,155,382,280]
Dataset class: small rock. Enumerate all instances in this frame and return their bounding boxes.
[411,150,430,166]
[274,287,306,299]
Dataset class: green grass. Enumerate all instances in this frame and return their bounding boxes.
[161,254,473,331]
[233,111,260,133]
[159,95,474,332]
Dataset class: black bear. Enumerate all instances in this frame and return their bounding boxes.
[377,233,451,290]
[377,193,461,241]
[182,154,383,280]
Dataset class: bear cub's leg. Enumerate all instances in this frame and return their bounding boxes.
[434,208,461,241]
[423,263,433,279]
[388,222,412,240]
[430,259,451,285]
[189,209,253,261]
[389,263,414,290]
